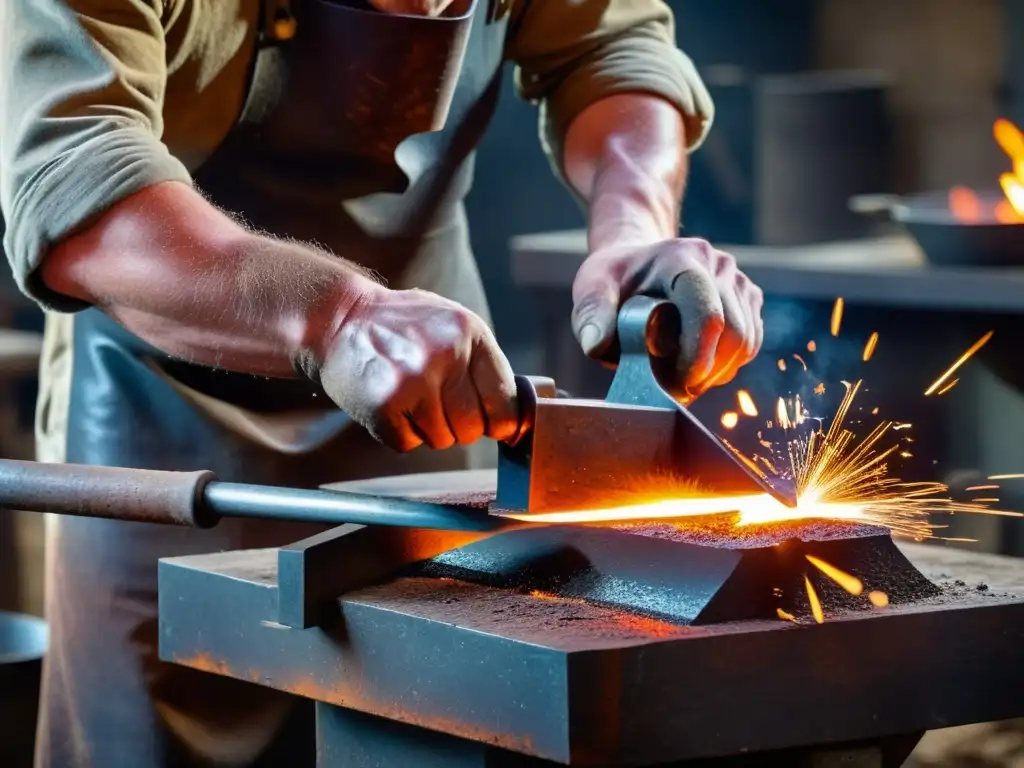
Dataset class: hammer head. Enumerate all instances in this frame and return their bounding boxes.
[495,298,797,514]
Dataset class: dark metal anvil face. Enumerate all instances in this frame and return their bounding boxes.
[412,517,939,625]
[158,474,1024,765]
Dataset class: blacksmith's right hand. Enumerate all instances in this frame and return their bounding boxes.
[316,285,519,452]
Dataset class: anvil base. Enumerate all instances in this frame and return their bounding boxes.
[159,536,1024,767]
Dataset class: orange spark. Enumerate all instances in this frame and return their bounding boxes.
[793,354,808,371]
[871,407,879,415]
[814,383,826,395]
[806,555,863,596]
[862,332,879,362]
[973,497,1000,503]
[776,398,791,430]
[967,485,999,492]
[776,608,797,623]
[721,411,739,430]
[736,390,758,417]
[777,359,787,372]
[991,474,1024,480]
[830,298,844,337]
[868,591,889,608]
[936,378,959,396]
[807,340,817,352]
[924,331,994,396]
[805,576,824,624]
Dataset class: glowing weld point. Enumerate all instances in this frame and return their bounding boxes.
[806,555,863,596]
[804,576,825,624]
[868,591,889,608]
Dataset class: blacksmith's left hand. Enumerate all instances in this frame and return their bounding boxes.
[571,238,764,397]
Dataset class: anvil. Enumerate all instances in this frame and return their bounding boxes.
[159,470,1024,767]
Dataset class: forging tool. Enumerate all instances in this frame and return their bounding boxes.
[0,296,795,532]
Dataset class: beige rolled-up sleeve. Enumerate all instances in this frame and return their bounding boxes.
[0,0,193,311]
[505,0,715,172]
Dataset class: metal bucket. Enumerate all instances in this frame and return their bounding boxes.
[0,612,47,766]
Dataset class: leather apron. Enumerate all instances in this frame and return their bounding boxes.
[36,2,511,766]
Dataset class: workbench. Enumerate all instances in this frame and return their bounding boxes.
[510,233,1024,315]
[159,470,1024,768]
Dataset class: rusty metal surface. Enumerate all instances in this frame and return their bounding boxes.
[496,297,796,514]
[0,459,217,527]
[160,530,1024,765]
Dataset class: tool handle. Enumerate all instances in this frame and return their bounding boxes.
[0,459,218,527]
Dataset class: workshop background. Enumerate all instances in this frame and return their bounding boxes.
[1,0,1023,765]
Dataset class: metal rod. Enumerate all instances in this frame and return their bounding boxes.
[203,482,516,532]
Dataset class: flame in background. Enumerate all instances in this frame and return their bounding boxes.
[949,118,1024,223]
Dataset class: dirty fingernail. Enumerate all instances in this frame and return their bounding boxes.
[579,324,602,354]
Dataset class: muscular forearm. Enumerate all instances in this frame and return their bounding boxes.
[42,181,378,378]
[563,93,688,250]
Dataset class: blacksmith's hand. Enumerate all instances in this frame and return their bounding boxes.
[316,285,519,452]
[571,239,764,396]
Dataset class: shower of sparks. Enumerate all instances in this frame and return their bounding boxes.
[862,332,879,362]
[830,298,844,337]
[924,331,994,395]
[804,576,825,624]
[506,297,1023,626]
[737,390,758,417]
